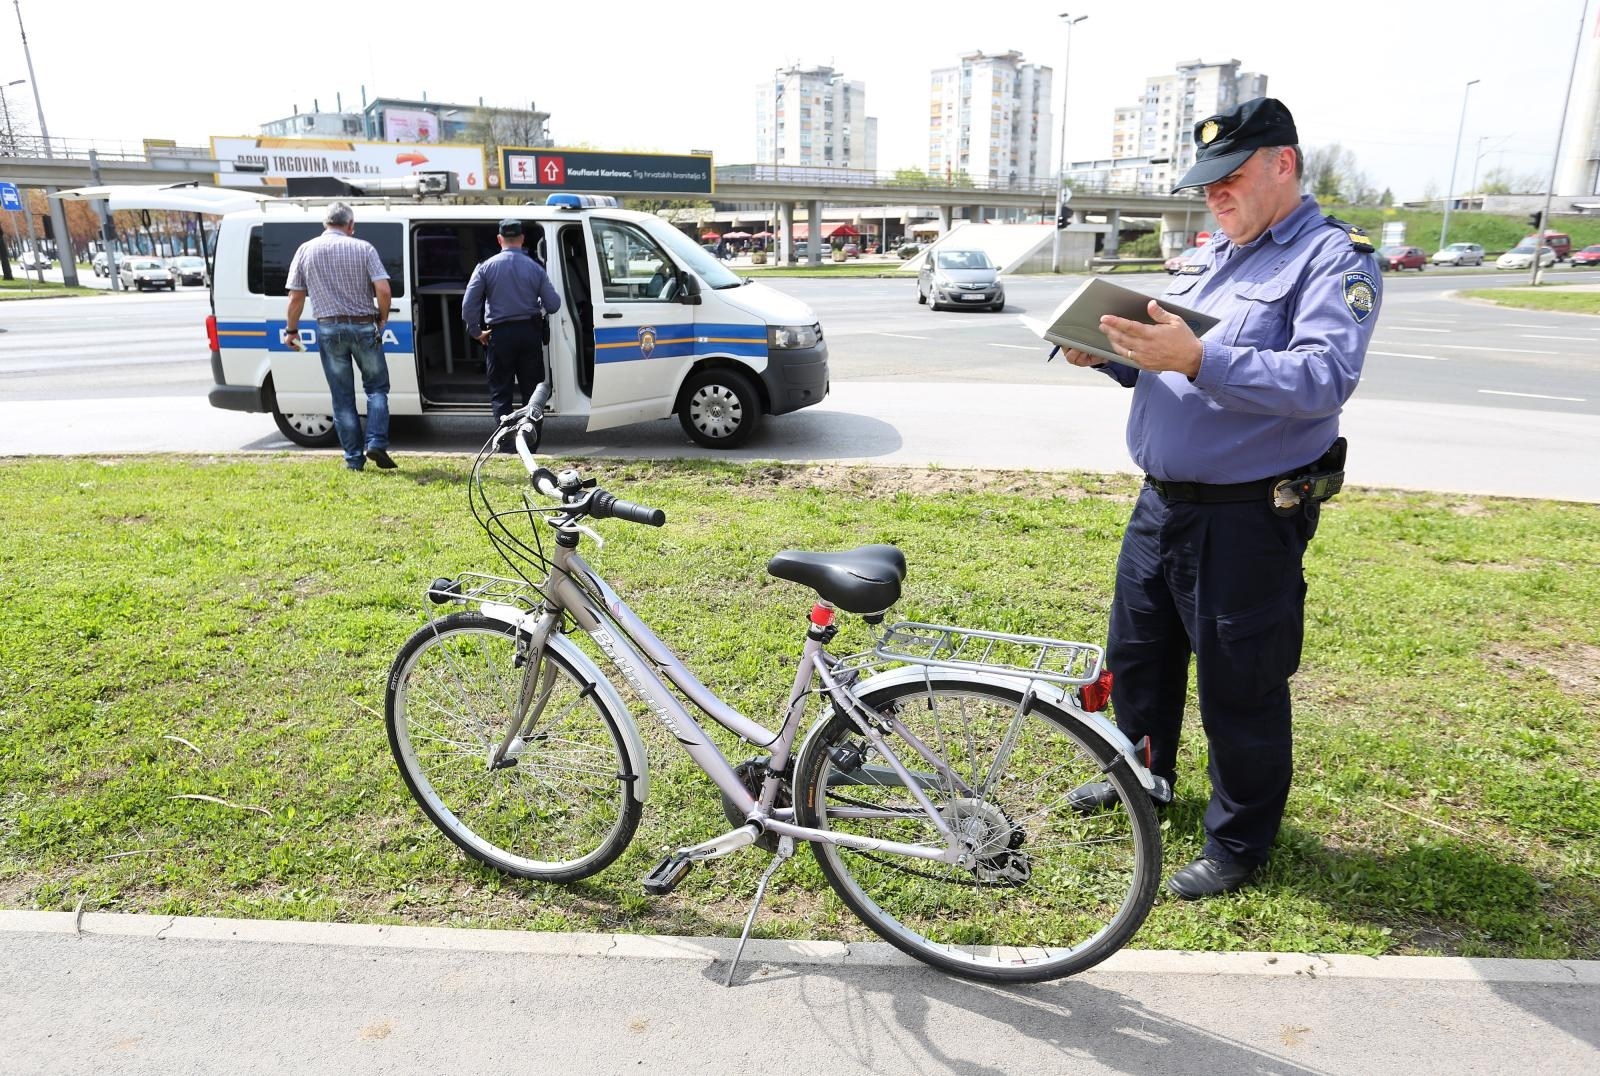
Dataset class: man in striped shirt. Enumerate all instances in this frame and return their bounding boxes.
[285,203,397,470]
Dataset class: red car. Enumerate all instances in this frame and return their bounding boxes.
[1572,244,1600,267]
[1380,245,1427,271]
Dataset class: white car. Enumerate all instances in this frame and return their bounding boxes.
[1432,242,1484,266]
[17,250,51,270]
[118,257,176,291]
[1495,245,1556,270]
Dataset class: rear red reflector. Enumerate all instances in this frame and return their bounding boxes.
[1133,735,1153,769]
[1080,669,1113,713]
[205,315,220,352]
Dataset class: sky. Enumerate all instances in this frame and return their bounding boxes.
[0,0,1588,200]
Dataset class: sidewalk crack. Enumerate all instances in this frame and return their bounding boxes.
[154,916,179,940]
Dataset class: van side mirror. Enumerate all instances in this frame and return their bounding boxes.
[678,272,702,305]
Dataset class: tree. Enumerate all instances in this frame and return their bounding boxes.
[1479,165,1545,195]
[455,107,550,166]
[1379,187,1394,208]
[888,167,932,187]
[1301,143,1381,205]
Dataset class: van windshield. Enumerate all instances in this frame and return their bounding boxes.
[641,219,742,289]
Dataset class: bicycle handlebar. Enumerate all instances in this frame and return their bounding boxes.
[590,491,667,528]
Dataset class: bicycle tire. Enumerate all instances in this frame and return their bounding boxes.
[386,612,641,882]
[794,674,1161,983]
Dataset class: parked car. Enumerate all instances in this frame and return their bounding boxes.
[1431,242,1484,266]
[118,257,176,291]
[1164,246,1201,273]
[17,250,51,270]
[918,248,1004,311]
[841,243,860,258]
[896,243,922,258]
[1571,244,1600,267]
[168,255,208,286]
[1522,232,1571,262]
[1495,244,1556,270]
[1379,245,1427,271]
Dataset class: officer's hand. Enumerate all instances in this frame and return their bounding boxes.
[1100,301,1203,377]
[475,330,491,345]
[1060,347,1103,368]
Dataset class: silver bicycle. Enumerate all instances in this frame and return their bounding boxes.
[385,403,1165,984]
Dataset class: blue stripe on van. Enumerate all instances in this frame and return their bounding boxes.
[215,320,414,353]
[593,321,767,364]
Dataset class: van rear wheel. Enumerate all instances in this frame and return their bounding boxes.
[677,368,760,449]
[272,407,340,448]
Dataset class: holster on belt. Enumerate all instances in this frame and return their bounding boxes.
[1273,437,1347,515]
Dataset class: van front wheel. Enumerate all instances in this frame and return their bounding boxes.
[272,407,340,448]
[677,368,761,449]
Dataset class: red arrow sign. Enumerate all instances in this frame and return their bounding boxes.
[540,157,565,185]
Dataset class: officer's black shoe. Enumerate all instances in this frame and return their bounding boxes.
[1166,856,1258,900]
[1066,782,1120,814]
[365,448,398,470]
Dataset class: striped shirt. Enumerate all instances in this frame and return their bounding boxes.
[286,229,390,319]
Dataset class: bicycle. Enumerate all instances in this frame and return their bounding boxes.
[384,402,1166,984]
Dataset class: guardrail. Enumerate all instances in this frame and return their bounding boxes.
[0,135,213,162]
[714,163,1199,200]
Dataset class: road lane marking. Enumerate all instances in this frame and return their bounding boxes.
[1389,326,1450,333]
[1477,389,1585,402]
[875,332,930,340]
[989,343,1038,350]
[1430,343,1556,354]
[1369,351,1448,360]
[1520,334,1593,341]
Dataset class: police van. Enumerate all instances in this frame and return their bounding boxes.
[60,185,830,449]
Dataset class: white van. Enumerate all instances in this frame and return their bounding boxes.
[58,187,830,448]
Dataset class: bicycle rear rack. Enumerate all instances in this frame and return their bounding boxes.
[854,621,1104,687]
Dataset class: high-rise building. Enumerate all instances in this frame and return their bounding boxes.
[755,65,877,171]
[1111,59,1268,191]
[928,50,1053,186]
[1554,8,1600,198]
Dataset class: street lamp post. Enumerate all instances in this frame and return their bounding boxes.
[1050,12,1087,273]
[1467,134,1506,210]
[1440,78,1478,251]
[1530,0,1592,287]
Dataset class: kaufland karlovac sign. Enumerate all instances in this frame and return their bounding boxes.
[211,136,486,190]
[499,148,713,195]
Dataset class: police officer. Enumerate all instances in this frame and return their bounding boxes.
[1060,98,1381,899]
[463,219,563,427]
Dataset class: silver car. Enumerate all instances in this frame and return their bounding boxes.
[118,257,176,292]
[1495,245,1555,270]
[918,249,1005,312]
[1432,242,1484,266]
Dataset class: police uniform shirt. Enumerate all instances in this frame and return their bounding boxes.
[462,249,563,338]
[1103,195,1381,484]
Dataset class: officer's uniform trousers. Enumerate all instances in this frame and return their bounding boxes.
[484,318,544,422]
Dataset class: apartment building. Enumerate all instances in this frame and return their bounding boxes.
[755,65,878,171]
[928,50,1053,186]
[1111,60,1268,190]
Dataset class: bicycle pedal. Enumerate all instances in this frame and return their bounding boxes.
[642,853,693,896]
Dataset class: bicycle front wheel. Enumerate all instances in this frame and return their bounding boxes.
[386,612,641,882]
[794,675,1161,983]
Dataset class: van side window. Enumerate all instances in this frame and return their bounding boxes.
[590,220,675,302]
[247,222,406,298]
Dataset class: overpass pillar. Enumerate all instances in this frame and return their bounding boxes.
[1073,208,1089,224]
[1102,210,1121,258]
[1160,211,1203,256]
[47,191,79,287]
[780,201,796,264]
[807,199,823,265]
[966,204,982,224]
[938,204,952,234]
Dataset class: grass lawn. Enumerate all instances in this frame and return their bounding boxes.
[0,278,101,300]
[1461,287,1600,315]
[1,457,1595,959]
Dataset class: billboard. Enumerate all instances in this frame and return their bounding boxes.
[499,148,713,195]
[383,108,438,144]
[212,136,485,191]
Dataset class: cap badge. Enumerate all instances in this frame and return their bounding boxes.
[1200,120,1220,145]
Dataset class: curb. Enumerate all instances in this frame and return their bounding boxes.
[4,911,1595,985]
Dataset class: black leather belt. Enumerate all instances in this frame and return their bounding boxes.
[1145,476,1277,503]
[488,316,534,326]
[317,315,375,323]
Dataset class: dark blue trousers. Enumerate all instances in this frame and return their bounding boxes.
[484,319,545,422]
[1107,484,1319,867]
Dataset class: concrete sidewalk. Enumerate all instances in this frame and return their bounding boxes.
[3,912,1595,1074]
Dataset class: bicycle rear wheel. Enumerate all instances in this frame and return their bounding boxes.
[794,674,1160,983]
[386,612,641,882]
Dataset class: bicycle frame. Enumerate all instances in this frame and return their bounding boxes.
[490,536,970,868]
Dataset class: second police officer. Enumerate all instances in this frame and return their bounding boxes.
[1059,98,1382,900]
[463,218,563,435]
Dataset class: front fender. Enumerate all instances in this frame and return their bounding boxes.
[811,664,1157,794]
[478,603,649,803]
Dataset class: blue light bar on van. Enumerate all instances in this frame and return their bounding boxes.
[546,194,619,209]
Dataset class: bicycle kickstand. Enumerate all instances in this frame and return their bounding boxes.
[725,835,795,987]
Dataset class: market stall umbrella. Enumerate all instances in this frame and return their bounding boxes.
[700,231,721,240]
[752,231,774,239]
[723,230,752,239]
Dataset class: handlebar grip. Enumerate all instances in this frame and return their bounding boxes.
[592,492,666,527]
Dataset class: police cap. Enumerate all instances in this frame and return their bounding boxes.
[1171,97,1299,193]
[498,218,524,237]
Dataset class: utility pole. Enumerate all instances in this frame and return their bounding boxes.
[1440,78,1478,251]
[1051,13,1088,273]
[1531,0,1591,286]
[14,0,78,284]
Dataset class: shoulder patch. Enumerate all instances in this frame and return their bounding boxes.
[1178,263,1207,275]
[1324,213,1375,253]
[1343,271,1377,323]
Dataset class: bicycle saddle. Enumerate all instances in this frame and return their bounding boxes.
[766,544,906,615]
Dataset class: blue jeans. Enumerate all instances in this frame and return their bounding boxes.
[316,321,390,467]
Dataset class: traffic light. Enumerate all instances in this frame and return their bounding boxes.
[1528,211,1543,231]
[1056,207,1068,229]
